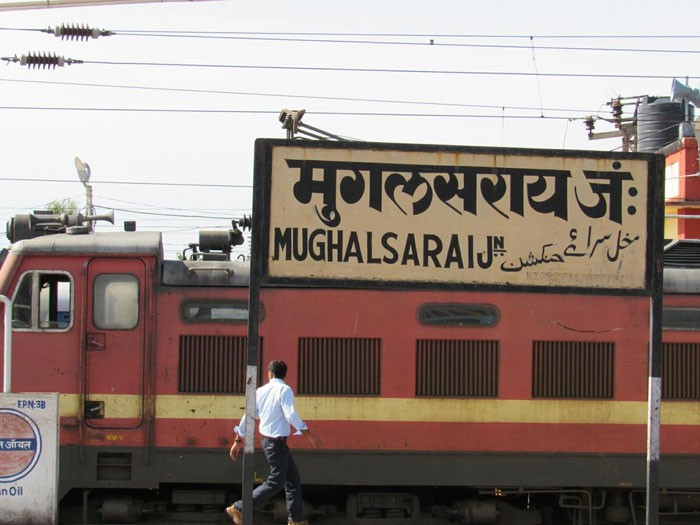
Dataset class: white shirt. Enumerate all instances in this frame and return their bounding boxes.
[235,378,307,438]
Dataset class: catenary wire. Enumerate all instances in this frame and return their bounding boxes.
[0,107,592,118]
[103,206,240,220]
[96,195,250,213]
[95,30,700,38]
[0,107,682,125]
[2,105,672,121]
[8,27,700,39]
[4,26,700,54]
[82,60,700,80]
[0,177,253,188]
[0,78,602,115]
[97,32,700,55]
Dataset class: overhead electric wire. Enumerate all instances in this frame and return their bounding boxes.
[4,25,700,53]
[0,78,601,114]
[0,106,594,119]
[529,37,545,118]
[0,106,276,114]
[16,27,700,39]
[0,27,45,32]
[82,59,699,80]
[96,195,250,214]
[103,32,700,55]
[93,201,251,218]
[0,105,682,124]
[0,176,253,188]
[102,205,238,220]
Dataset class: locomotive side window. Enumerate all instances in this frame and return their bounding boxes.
[418,303,500,327]
[93,274,139,330]
[12,271,72,330]
[39,274,72,329]
[181,300,262,323]
[662,307,700,331]
[12,273,32,328]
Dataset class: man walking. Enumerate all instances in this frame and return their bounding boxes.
[227,360,321,525]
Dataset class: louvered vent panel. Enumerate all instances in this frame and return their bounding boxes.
[664,241,700,268]
[532,341,614,399]
[416,339,499,397]
[179,335,262,393]
[298,337,381,395]
[663,343,700,400]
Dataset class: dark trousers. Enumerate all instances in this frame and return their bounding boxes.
[235,437,303,522]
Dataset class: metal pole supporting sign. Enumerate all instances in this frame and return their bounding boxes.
[646,291,663,525]
[241,139,267,525]
[645,159,665,525]
[242,268,260,525]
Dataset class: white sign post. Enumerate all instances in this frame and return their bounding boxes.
[0,393,59,525]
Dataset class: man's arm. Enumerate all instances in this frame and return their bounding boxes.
[280,386,321,448]
[229,414,246,462]
[229,433,244,461]
[301,428,321,449]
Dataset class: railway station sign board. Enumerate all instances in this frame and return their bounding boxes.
[253,139,664,294]
[0,393,59,525]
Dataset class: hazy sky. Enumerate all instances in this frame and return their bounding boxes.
[0,0,696,258]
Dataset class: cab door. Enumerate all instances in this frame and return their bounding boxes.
[85,258,147,429]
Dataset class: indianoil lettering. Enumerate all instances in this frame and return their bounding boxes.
[0,486,24,497]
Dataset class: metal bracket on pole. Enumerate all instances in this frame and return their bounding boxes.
[279,109,305,140]
[278,109,346,141]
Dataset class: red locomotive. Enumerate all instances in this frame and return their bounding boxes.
[1,208,699,523]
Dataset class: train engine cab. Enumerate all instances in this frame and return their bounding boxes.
[0,211,252,523]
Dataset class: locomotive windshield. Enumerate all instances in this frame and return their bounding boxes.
[12,271,72,330]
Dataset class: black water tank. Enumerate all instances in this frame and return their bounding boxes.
[637,96,690,152]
